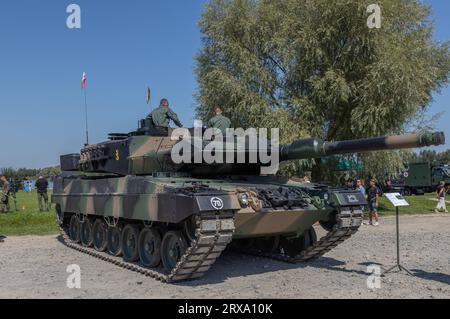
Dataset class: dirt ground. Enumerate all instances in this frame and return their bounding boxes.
[1,214,449,299]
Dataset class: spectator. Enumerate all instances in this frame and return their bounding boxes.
[435,181,448,213]
[367,179,380,226]
[356,179,367,223]
[356,179,365,194]
[35,176,49,212]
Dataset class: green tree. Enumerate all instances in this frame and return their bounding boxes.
[196,0,450,180]
[408,149,450,164]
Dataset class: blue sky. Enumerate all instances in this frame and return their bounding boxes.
[0,0,448,168]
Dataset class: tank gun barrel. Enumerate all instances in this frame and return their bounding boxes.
[280,131,445,161]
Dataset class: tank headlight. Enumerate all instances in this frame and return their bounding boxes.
[323,193,329,201]
[239,193,250,207]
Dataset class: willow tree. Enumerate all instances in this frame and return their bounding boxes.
[195,0,450,180]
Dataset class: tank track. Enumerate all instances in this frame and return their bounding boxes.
[236,208,362,264]
[59,211,235,283]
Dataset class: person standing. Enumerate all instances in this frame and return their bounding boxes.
[435,181,448,213]
[0,176,10,213]
[367,179,380,226]
[356,179,366,197]
[146,98,183,130]
[356,179,367,224]
[35,176,49,212]
[208,106,231,135]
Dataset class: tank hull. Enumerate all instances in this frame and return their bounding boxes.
[52,175,341,238]
[52,175,366,282]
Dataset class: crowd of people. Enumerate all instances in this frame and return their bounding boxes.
[345,177,449,225]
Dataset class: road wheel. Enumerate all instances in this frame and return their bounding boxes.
[93,219,108,252]
[80,218,94,247]
[69,215,80,243]
[161,231,187,273]
[308,227,317,247]
[138,228,162,268]
[184,216,199,243]
[107,226,122,257]
[122,224,140,262]
[300,230,312,252]
[281,227,317,257]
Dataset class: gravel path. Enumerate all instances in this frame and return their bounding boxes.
[1,214,449,299]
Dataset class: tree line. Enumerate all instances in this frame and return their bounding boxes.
[408,150,450,165]
[0,166,61,181]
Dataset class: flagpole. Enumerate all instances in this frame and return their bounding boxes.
[84,87,89,146]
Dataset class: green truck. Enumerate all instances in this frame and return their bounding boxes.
[404,162,450,195]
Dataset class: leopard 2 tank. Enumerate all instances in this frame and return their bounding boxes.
[52,120,445,282]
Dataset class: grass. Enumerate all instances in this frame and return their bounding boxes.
[0,190,446,236]
[378,193,445,215]
[0,190,59,236]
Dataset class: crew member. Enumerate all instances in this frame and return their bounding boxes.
[35,176,50,212]
[0,176,10,213]
[208,106,231,135]
[147,98,183,129]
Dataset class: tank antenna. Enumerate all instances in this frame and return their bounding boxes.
[146,87,151,105]
[81,72,89,146]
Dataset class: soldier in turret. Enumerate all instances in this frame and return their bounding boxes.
[147,98,183,130]
[208,106,231,135]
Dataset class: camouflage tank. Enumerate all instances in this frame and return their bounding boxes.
[52,120,445,282]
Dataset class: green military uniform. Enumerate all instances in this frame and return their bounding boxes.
[208,114,231,134]
[0,180,10,213]
[147,106,183,128]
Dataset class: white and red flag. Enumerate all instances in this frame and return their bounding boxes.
[81,72,87,89]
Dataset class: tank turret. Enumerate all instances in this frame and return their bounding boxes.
[60,120,445,176]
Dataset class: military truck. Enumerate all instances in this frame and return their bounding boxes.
[404,162,450,195]
[52,120,445,282]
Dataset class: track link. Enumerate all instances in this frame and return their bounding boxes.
[236,208,363,264]
[60,211,235,283]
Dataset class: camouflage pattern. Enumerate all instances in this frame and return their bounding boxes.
[76,131,446,176]
[53,175,356,238]
[51,126,445,281]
